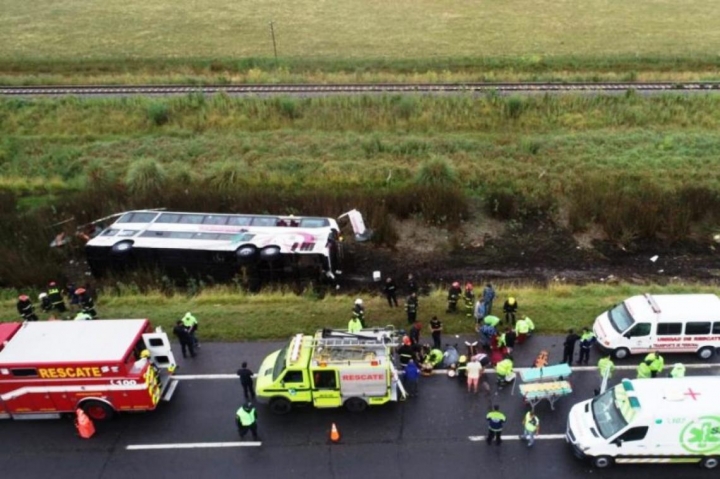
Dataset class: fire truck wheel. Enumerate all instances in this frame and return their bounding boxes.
[80,400,115,421]
[344,398,367,413]
[269,397,292,415]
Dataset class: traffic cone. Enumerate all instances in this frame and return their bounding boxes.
[329,423,341,443]
[75,409,96,439]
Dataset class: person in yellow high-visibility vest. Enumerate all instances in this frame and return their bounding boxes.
[521,410,540,447]
[236,402,259,441]
[348,316,363,334]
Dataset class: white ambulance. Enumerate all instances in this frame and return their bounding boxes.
[593,294,720,359]
[567,377,720,469]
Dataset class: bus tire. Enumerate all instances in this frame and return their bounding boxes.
[344,397,367,413]
[236,245,258,264]
[700,457,719,469]
[269,397,292,415]
[612,348,629,360]
[592,456,613,469]
[697,347,715,360]
[80,399,115,421]
[260,245,281,260]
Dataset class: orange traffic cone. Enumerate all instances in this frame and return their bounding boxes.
[75,409,96,439]
[329,423,341,443]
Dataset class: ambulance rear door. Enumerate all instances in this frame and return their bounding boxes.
[311,368,342,408]
[142,329,177,371]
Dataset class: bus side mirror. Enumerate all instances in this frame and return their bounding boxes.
[623,332,631,339]
[614,439,623,447]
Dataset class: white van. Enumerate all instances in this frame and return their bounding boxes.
[593,294,720,360]
[567,377,720,469]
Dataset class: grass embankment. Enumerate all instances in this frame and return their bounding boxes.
[1,0,719,84]
[1,283,716,341]
[3,93,720,285]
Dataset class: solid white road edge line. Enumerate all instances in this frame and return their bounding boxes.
[126,442,261,450]
[174,363,719,380]
[468,434,566,441]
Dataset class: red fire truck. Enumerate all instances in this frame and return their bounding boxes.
[0,319,178,421]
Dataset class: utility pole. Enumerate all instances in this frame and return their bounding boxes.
[269,21,278,62]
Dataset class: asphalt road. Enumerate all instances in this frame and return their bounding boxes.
[1,335,718,479]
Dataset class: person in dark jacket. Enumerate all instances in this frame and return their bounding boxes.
[47,281,66,313]
[409,320,422,344]
[173,320,196,358]
[405,293,419,325]
[463,283,475,318]
[502,297,518,325]
[397,336,414,368]
[429,316,443,350]
[236,362,256,401]
[39,292,52,313]
[562,329,580,365]
[447,282,461,313]
[384,277,398,307]
[16,295,38,321]
[503,328,516,353]
[75,288,97,319]
[406,273,418,296]
[67,283,80,312]
[403,359,420,397]
[482,284,496,315]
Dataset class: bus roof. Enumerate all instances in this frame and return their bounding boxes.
[623,377,720,416]
[0,320,148,365]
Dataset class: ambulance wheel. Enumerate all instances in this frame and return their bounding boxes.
[612,348,629,360]
[697,347,715,360]
[269,397,292,415]
[592,456,613,469]
[344,398,367,413]
[700,457,719,470]
[81,400,115,421]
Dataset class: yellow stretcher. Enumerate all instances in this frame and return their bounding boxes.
[519,380,573,411]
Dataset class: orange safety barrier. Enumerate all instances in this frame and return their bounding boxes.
[75,409,96,439]
[330,422,341,443]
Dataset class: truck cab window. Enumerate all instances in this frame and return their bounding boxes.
[282,370,304,384]
[616,426,648,442]
[313,370,337,389]
[626,323,651,337]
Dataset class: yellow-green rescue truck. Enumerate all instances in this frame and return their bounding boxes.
[256,328,405,414]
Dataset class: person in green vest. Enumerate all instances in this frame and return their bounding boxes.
[521,410,540,447]
[525,316,535,336]
[515,317,530,345]
[496,355,515,388]
[670,363,686,378]
[645,351,664,378]
[598,355,615,380]
[348,316,363,334]
[236,402,259,441]
[74,311,93,321]
[181,312,199,348]
[637,360,652,379]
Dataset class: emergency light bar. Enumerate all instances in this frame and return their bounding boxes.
[643,293,662,314]
[290,334,304,363]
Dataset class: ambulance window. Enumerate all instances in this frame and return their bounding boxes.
[626,323,651,337]
[314,370,337,389]
[713,323,720,334]
[11,368,38,377]
[282,370,304,384]
[147,338,164,347]
[685,322,711,335]
[657,323,682,335]
[616,426,648,443]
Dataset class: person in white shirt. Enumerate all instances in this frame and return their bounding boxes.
[466,359,483,393]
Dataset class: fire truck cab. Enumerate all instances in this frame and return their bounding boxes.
[255,328,406,415]
[0,319,178,421]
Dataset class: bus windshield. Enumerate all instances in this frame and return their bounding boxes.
[273,343,289,381]
[591,385,630,439]
[608,303,634,334]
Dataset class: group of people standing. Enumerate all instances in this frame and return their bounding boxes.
[16,281,98,322]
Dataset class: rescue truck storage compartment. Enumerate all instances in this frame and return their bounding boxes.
[0,319,178,421]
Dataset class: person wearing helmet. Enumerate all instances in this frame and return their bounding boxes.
[352,298,366,328]
[405,292,419,325]
[502,297,518,325]
[447,281,461,313]
[38,292,52,313]
[463,283,475,318]
[47,281,67,313]
[74,311,92,321]
[397,336,414,369]
[16,294,38,321]
[236,401,259,441]
[75,288,97,319]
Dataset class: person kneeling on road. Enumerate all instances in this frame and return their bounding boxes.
[496,355,515,388]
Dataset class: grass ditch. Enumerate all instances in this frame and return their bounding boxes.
[2,283,717,341]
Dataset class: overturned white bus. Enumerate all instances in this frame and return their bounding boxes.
[84,209,369,283]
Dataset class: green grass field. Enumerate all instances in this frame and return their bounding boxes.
[1,283,715,341]
[1,0,720,83]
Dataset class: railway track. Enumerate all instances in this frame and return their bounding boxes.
[1,82,720,97]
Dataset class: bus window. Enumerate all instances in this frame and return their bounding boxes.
[168,232,195,239]
[625,323,651,338]
[194,233,219,240]
[101,229,119,237]
[713,323,720,334]
[117,230,138,237]
[141,231,166,237]
[178,214,204,224]
[227,216,252,226]
[203,215,228,225]
[157,213,182,223]
[300,218,330,228]
[656,323,682,335]
[251,217,278,227]
[119,212,159,223]
[685,322,711,335]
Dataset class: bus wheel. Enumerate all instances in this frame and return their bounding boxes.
[700,457,719,469]
[269,397,292,415]
[236,245,258,264]
[592,456,613,469]
[697,347,715,360]
[612,348,629,360]
[344,398,367,413]
[81,400,115,421]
